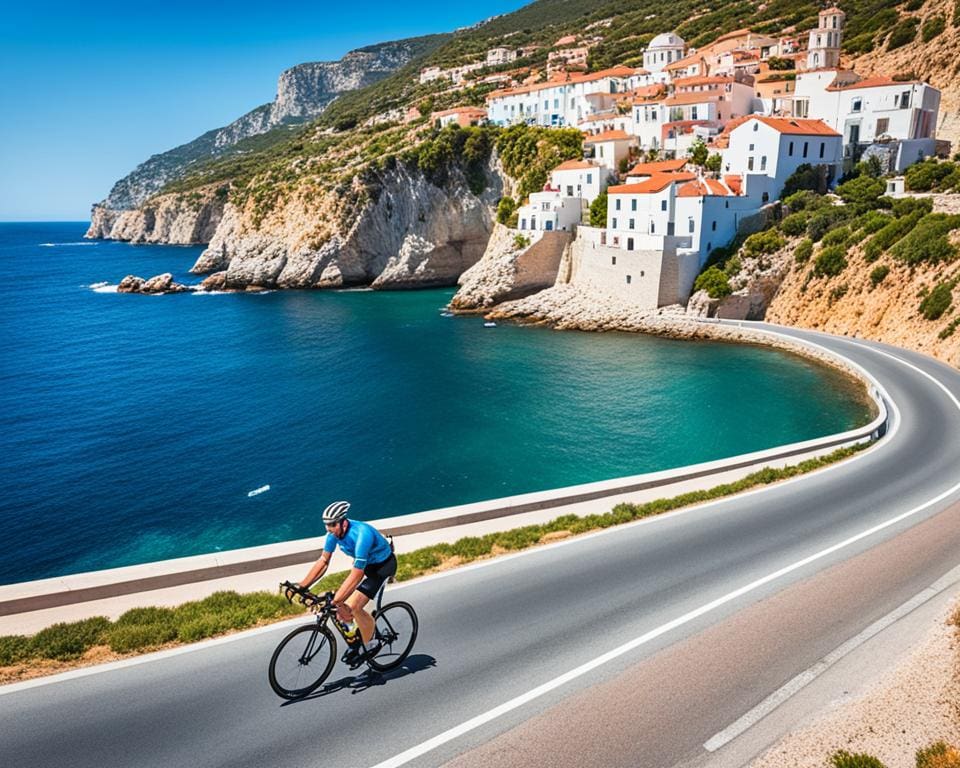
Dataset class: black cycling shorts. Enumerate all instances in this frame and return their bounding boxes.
[357,553,397,599]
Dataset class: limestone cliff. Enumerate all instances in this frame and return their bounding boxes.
[86,189,225,245]
[86,35,446,224]
[190,159,501,291]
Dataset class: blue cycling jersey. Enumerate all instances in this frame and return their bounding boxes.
[324,519,392,570]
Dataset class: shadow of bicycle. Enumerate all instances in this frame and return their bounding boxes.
[280,654,437,705]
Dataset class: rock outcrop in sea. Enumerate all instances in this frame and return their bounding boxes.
[117,273,190,294]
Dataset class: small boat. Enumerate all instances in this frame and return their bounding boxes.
[483,321,497,328]
[247,484,271,497]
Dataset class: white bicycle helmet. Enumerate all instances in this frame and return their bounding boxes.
[322,500,350,524]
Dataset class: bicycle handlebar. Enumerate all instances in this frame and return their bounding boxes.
[279,580,332,609]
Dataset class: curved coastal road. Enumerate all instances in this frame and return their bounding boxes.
[2,326,960,768]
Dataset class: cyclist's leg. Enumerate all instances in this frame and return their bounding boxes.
[351,555,397,644]
[345,590,375,644]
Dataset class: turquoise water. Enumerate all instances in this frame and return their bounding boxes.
[0,223,871,584]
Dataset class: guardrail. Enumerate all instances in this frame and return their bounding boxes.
[0,324,890,618]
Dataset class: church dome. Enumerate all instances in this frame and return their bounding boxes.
[647,32,685,49]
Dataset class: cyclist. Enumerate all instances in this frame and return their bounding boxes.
[298,500,397,666]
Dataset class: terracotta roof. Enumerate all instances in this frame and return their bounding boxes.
[583,129,633,142]
[633,67,651,75]
[714,27,753,43]
[750,115,841,136]
[431,107,487,118]
[673,76,736,88]
[553,159,601,171]
[677,178,734,197]
[578,112,619,123]
[826,75,921,91]
[627,158,688,176]
[608,171,697,194]
[663,91,721,106]
[724,175,743,195]
[664,54,703,72]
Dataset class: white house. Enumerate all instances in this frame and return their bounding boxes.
[486,66,634,127]
[793,70,941,170]
[517,190,583,235]
[643,32,686,73]
[720,115,843,201]
[605,172,696,252]
[584,130,636,171]
[487,47,521,66]
[550,159,608,204]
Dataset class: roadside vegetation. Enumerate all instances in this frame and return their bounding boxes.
[830,741,960,767]
[1,442,873,680]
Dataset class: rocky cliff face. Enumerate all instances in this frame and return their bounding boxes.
[190,159,501,291]
[87,190,225,245]
[88,35,446,220]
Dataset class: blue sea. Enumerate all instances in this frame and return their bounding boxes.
[0,223,871,585]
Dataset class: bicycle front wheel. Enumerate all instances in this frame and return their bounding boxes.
[367,601,418,673]
[268,624,336,699]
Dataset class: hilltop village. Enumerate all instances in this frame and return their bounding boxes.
[421,8,945,308]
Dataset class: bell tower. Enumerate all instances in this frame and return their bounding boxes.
[806,7,845,70]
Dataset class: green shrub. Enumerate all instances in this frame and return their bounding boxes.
[892,196,933,217]
[921,15,946,42]
[890,213,960,264]
[724,255,742,277]
[104,606,178,653]
[496,196,516,225]
[916,741,960,768]
[814,245,848,277]
[858,210,893,235]
[864,211,924,261]
[783,189,824,212]
[513,233,531,249]
[705,153,722,173]
[830,750,887,768]
[794,238,814,264]
[31,616,111,660]
[905,160,956,191]
[780,212,809,236]
[888,17,920,50]
[855,156,883,179]
[836,175,887,211]
[904,0,924,10]
[0,635,34,665]
[743,229,785,257]
[919,282,954,319]
[807,207,849,242]
[694,265,732,298]
[590,192,608,227]
[822,226,852,248]
[870,265,890,286]
[782,164,825,196]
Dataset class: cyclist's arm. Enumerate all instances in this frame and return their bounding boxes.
[299,550,332,589]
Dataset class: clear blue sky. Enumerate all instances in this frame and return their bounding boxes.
[0,1,525,221]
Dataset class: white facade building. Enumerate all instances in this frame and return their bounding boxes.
[643,32,686,73]
[584,130,636,171]
[793,70,941,170]
[517,190,583,234]
[806,7,845,71]
[550,160,608,204]
[486,47,520,66]
[721,116,842,201]
[486,66,634,127]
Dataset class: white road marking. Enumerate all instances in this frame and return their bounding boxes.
[703,562,960,751]
[367,341,960,768]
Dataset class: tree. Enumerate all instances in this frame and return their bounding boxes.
[766,56,794,71]
[690,139,709,167]
[693,266,732,298]
[590,192,608,227]
[705,153,722,173]
[835,175,886,211]
[496,196,517,226]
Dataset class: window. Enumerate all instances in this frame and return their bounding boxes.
[819,142,825,158]
[749,143,755,151]
[626,274,632,283]
[629,218,635,230]
[748,157,755,171]
[900,90,910,109]
[531,216,536,229]
[586,173,593,183]
[876,118,889,137]
[762,192,769,203]
[629,199,637,211]
[612,217,618,228]
[544,100,548,109]
[688,218,695,233]
[692,106,698,120]
[566,185,574,196]
[641,270,645,277]
[545,220,553,231]
[711,221,717,231]
[520,218,526,230]
[706,242,711,253]
[615,198,621,211]
[627,238,634,251]
[851,98,862,112]
[795,100,809,118]
[554,98,559,109]
[760,155,767,171]
[611,256,617,265]
[661,200,667,211]
[651,221,656,233]
[803,141,809,158]
[753,122,759,132]
[788,141,794,156]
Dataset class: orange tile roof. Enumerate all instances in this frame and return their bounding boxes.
[487,65,635,98]
[608,171,697,194]
[663,91,721,106]
[579,112,619,123]
[553,159,601,171]
[677,178,734,197]
[715,27,753,43]
[627,158,688,176]
[583,129,633,142]
[724,175,743,195]
[664,54,703,72]
[673,76,736,88]
[751,116,841,136]
[431,107,487,118]
[826,75,921,91]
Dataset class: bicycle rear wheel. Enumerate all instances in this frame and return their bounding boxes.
[367,601,418,673]
[268,624,336,699]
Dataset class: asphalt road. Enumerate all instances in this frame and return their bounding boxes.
[2,325,959,768]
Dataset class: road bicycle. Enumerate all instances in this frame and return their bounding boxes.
[268,580,418,699]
